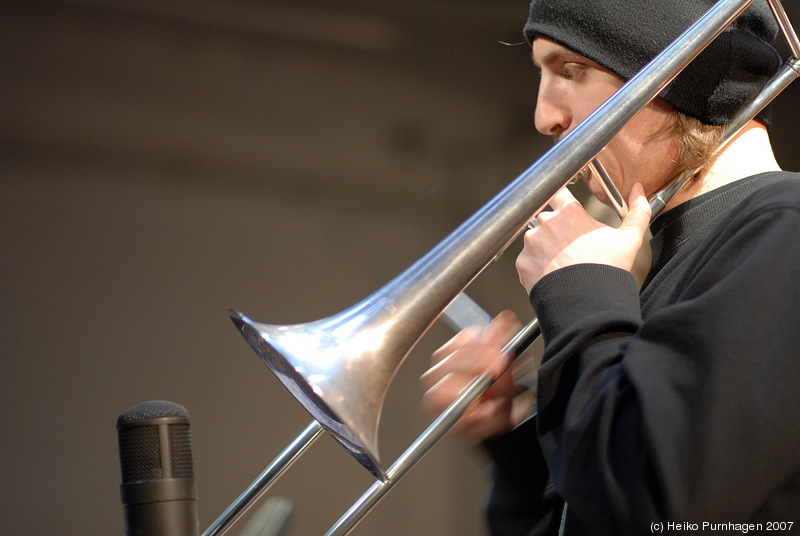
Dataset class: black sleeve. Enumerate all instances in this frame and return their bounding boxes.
[483,416,565,536]
[529,205,800,534]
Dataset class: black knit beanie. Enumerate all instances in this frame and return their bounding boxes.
[523,0,781,126]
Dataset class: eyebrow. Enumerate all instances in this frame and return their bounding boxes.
[532,49,574,70]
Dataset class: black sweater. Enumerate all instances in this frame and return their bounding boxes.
[485,172,800,535]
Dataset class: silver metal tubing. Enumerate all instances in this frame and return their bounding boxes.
[769,0,800,60]
[218,1,800,535]
[321,2,800,531]
[648,171,692,220]
[229,0,759,482]
[652,2,800,220]
[325,319,542,536]
[202,421,324,536]
[589,159,628,219]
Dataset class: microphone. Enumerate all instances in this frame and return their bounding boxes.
[117,400,199,536]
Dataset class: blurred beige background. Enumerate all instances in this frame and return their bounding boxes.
[2,1,799,535]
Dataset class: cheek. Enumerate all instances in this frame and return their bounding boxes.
[572,103,598,128]
[607,122,668,168]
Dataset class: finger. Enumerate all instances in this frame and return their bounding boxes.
[451,397,512,441]
[422,311,519,394]
[619,182,652,236]
[481,312,521,396]
[420,372,474,415]
[420,369,510,438]
[484,357,516,400]
[546,185,581,211]
[421,340,494,393]
[429,326,481,367]
[482,311,521,359]
[483,310,519,346]
[535,209,557,223]
[421,356,476,392]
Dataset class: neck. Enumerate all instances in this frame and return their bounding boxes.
[664,121,781,211]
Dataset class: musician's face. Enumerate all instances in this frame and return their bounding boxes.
[532,38,683,205]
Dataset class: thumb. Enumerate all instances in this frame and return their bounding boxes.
[619,182,651,236]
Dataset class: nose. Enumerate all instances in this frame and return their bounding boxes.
[534,82,571,138]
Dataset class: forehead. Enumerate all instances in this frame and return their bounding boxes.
[531,37,580,61]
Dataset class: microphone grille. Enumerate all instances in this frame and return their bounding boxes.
[117,400,190,425]
[117,400,194,484]
[168,422,193,477]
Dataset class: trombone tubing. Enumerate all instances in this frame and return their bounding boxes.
[325,319,543,536]
[324,0,800,534]
[209,1,798,535]
[202,421,324,536]
[326,60,800,536]
[229,0,763,481]
[408,0,760,289]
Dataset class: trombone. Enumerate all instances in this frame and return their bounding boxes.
[209,1,800,534]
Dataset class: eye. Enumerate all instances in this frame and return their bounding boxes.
[559,63,585,80]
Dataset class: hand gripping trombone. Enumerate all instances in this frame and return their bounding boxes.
[208,1,800,534]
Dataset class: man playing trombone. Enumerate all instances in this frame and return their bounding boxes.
[421,0,800,534]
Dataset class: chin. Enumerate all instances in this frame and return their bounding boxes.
[577,168,613,208]
[590,187,614,208]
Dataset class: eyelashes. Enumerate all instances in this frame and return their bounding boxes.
[559,64,585,80]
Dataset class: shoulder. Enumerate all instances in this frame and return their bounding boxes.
[683,171,800,268]
[741,171,800,210]
[705,172,800,232]
[707,172,800,263]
